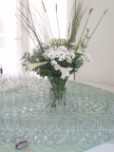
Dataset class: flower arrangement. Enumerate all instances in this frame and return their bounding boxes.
[18,0,107,107]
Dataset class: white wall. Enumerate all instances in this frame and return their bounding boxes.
[68,0,114,86]
[0,0,17,76]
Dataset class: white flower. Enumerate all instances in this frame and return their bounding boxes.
[83,53,92,62]
[54,65,72,79]
[43,48,55,59]
[65,56,72,63]
[42,46,76,78]
[54,64,60,70]
[59,66,72,79]
[42,46,76,63]
[58,56,65,62]
[51,60,59,70]
[51,60,57,65]
[51,60,72,79]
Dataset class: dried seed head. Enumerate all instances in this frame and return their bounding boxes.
[42,1,47,13]
[103,9,108,16]
[89,8,93,15]
[56,4,57,12]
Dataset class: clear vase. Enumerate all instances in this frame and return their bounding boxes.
[48,77,67,107]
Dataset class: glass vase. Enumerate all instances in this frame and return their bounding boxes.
[48,76,67,107]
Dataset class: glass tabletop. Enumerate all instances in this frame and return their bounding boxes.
[0,77,114,151]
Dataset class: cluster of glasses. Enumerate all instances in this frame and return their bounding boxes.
[0,76,114,144]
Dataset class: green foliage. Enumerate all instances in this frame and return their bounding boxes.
[38,63,61,78]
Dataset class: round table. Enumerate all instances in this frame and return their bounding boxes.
[0,77,114,151]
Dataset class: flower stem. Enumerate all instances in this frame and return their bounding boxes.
[42,1,55,49]
[55,3,61,46]
[87,9,108,44]
[77,8,93,49]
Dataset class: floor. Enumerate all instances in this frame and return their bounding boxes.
[85,143,114,152]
